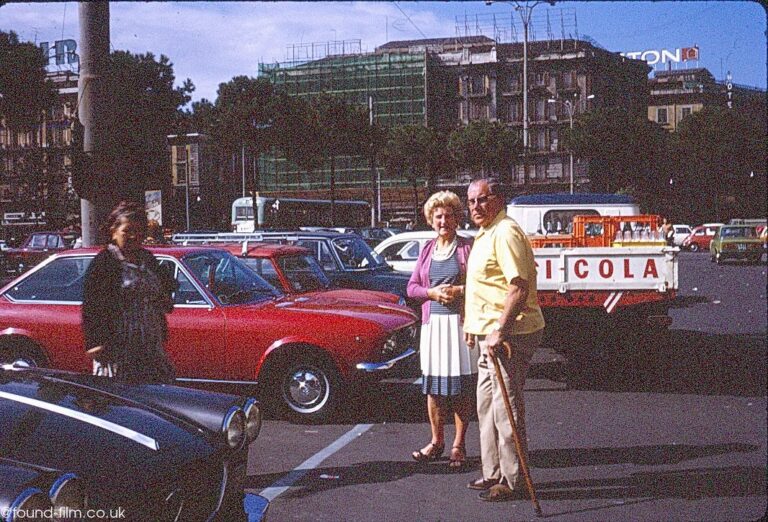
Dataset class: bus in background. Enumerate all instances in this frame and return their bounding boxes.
[231,196,371,232]
[506,193,640,235]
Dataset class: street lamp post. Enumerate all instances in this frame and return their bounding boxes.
[487,0,553,183]
[185,147,191,231]
[549,93,593,194]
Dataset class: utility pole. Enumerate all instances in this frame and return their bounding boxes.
[78,2,110,246]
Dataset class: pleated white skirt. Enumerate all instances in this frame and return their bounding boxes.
[420,314,478,396]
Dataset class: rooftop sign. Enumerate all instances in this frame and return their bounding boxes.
[620,46,699,66]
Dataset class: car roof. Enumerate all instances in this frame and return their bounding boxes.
[53,245,230,259]
[217,242,310,258]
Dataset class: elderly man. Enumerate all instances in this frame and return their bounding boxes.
[463,178,545,502]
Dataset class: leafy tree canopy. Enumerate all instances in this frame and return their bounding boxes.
[0,30,56,130]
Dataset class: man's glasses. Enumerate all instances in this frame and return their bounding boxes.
[467,194,495,207]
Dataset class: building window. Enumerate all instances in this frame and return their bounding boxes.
[534,72,546,86]
[470,101,489,121]
[562,70,574,88]
[534,99,546,122]
[508,101,520,123]
[507,73,520,92]
[469,75,486,95]
[550,128,559,152]
[535,129,547,151]
[681,107,692,120]
[656,108,668,124]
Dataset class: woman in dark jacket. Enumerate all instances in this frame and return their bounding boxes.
[82,201,177,383]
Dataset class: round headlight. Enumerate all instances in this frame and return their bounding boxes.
[7,487,52,522]
[50,473,87,519]
[382,335,398,357]
[222,406,246,449]
[242,398,262,442]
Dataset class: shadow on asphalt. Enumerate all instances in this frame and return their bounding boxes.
[246,457,764,505]
[534,465,766,507]
[246,456,481,497]
[528,442,758,468]
[532,330,767,397]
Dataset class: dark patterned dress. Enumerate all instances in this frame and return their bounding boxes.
[82,244,176,383]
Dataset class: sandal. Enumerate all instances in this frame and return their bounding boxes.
[449,446,466,469]
[411,442,444,462]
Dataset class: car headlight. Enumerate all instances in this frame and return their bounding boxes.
[382,335,398,358]
[222,406,246,449]
[7,488,52,522]
[50,472,87,519]
[242,398,262,442]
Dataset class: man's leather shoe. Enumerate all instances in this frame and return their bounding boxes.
[467,477,499,490]
[478,483,524,502]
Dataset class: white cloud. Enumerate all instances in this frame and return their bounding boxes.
[0,1,458,102]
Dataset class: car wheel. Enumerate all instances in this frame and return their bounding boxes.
[688,243,699,252]
[277,356,342,422]
[0,344,44,368]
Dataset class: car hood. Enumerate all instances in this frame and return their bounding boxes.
[0,370,217,489]
[266,295,417,330]
[301,288,401,305]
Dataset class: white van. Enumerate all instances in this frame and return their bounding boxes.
[506,193,640,236]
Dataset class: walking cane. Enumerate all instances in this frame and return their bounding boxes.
[489,341,543,517]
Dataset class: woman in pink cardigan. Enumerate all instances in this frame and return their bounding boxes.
[407,190,476,469]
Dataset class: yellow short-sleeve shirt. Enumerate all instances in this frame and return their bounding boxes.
[464,210,545,336]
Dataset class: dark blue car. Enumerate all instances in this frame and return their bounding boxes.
[0,364,265,521]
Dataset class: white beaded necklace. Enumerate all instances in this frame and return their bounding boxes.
[431,238,457,261]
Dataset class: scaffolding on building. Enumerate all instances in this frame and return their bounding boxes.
[257,39,431,201]
[455,8,580,48]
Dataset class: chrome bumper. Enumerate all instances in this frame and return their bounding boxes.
[356,347,416,372]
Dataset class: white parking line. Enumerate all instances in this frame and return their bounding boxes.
[258,423,373,502]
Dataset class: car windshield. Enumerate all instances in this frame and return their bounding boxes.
[182,250,283,305]
[720,227,756,238]
[277,254,332,292]
[331,236,387,270]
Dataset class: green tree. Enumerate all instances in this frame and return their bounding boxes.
[311,94,369,225]
[381,125,446,221]
[447,121,520,187]
[103,50,193,203]
[672,106,766,223]
[568,107,667,200]
[0,31,56,131]
[270,92,323,187]
[213,76,275,196]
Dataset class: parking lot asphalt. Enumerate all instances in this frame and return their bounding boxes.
[246,252,767,521]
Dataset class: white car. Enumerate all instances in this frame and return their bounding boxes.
[374,230,476,273]
[671,224,693,247]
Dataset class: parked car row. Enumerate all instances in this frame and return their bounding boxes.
[0,245,417,422]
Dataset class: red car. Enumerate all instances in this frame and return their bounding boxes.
[0,246,417,421]
[221,242,404,306]
[2,231,80,276]
[681,224,721,252]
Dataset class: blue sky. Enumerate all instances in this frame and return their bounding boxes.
[1,1,765,104]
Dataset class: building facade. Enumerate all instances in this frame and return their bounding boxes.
[647,67,766,131]
[256,36,650,223]
[0,70,79,242]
